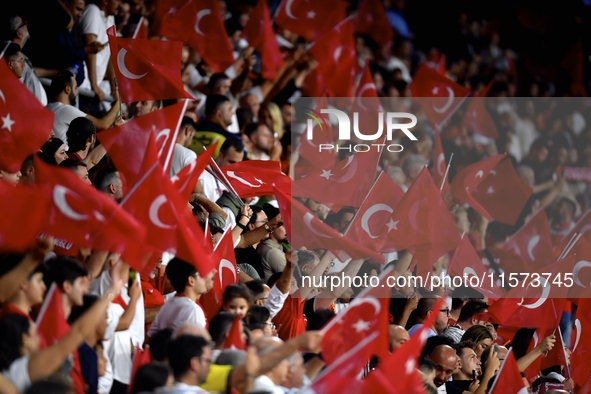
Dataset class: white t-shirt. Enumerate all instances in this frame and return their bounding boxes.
[98,303,120,394]
[253,375,285,394]
[2,356,30,393]
[77,4,115,89]
[46,102,87,149]
[199,169,226,203]
[147,296,206,337]
[169,144,197,178]
[263,284,289,319]
[173,382,209,393]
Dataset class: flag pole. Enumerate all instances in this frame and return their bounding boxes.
[557,233,578,261]
[545,328,557,357]
[342,171,384,237]
[558,326,571,377]
[560,233,581,261]
[440,152,454,192]
[132,16,145,39]
[203,145,245,207]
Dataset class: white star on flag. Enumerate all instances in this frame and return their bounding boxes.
[1,114,15,132]
[168,6,177,14]
[320,169,333,180]
[405,358,415,375]
[432,87,439,95]
[486,186,494,194]
[385,219,399,232]
[307,10,316,18]
[352,319,371,333]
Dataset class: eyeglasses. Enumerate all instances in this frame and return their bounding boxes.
[14,20,27,31]
[440,309,450,316]
[264,322,276,330]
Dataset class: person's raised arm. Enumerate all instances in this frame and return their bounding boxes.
[314,258,365,311]
[0,374,17,394]
[475,346,501,394]
[190,194,228,221]
[115,279,141,331]
[84,33,104,102]
[298,250,334,299]
[235,213,283,249]
[516,334,555,371]
[86,89,122,131]
[275,250,297,295]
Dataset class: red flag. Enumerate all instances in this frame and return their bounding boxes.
[0,61,53,173]
[121,161,217,277]
[36,283,70,348]
[448,235,504,299]
[564,237,591,300]
[107,27,191,103]
[354,0,393,49]
[436,54,446,76]
[471,158,533,226]
[129,345,152,393]
[350,58,383,141]
[432,129,449,192]
[462,80,499,138]
[151,0,185,35]
[158,0,234,73]
[171,140,218,201]
[132,17,148,40]
[297,93,336,173]
[200,230,238,319]
[216,160,291,199]
[477,256,574,329]
[307,331,380,394]
[241,0,284,80]
[489,350,526,394]
[307,17,358,97]
[571,300,591,386]
[521,327,565,383]
[99,102,186,189]
[362,299,446,394]
[291,145,382,212]
[409,64,471,130]
[274,185,385,264]
[0,182,50,252]
[503,209,554,272]
[223,314,246,350]
[345,172,404,253]
[388,168,461,275]
[320,267,392,365]
[274,0,349,43]
[555,208,591,256]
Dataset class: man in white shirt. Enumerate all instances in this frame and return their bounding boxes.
[147,258,216,337]
[253,337,290,394]
[75,0,117,101]
[169,117,197,178]
[166,335,212,394]
[198,138,244,203]
[46,71,121,147]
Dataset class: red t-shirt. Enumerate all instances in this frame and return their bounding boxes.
[273,295,307,341]
[0,303,31,321]
[70,349,85,394]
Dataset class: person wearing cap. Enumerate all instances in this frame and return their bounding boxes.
[258,203,288,282]
[169,117,198,178]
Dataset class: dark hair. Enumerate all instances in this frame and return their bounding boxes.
[181,116,197,131]
[0,314,31,370]
[222,284,253,307]
[166,258,197,293]
[236,107,254,131]
[421,335,456,358]
[244,279,266,299]
[166,335,210,378]
[262,203,279,221]
[297,250,319,269]
[59,159,87,171]
[244,122,269,138]
[4,43,21,63]
[24,379,74,394]
[267,272,282,287]
[208,312,236,347]
[416,297,438,321]
[43,256,88,290]
[40,138,66,165]
[486,221,509,243]
[246,305,270,331]
[219,138,244,156]
[324,206,356,229]
[205,94,230,116]
[94,167,119,193]
[456,341,476,358]
[66,117,96,152]
[50,71,75,99]
[512,328,536,360]
[450,286,484,310]
[68,294,99,325]
[458,300,488,323]
[245,205,264,231]
[207,73,230,91]
[131,362,173,393]
[419,357,437,374]
[209,224,224,236]
[149,328,174,362]
[461,325,493,344]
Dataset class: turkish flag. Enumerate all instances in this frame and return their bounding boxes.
[388,168,461,276]
[564,237,591,300]
[437,54,446,76]
[216,160,291,199]
[291,145,381,212]
[0,61,53,173]
[107,27,191,103]
[274,0,349,43]
[571,298,591,386]
[355,0,393,49]
[350,59,384,142]
[297,93,336,173]
[462,80,499,139]
[129,345,152,392]
[362,299,446,394]
[433,129,449,192]
[489,350,527,394]
[346,172,404,253]
[274,185,385,264]
[241,0,284,80]
[409,64,471,130]
[200,230,237,319]
[171,140,217,201]
[307,17,358,97]
[554,208,591,258]
[471,158,533,226]
[36,283,70,348]
[0,182,50,252]
[151,0,185,36]
[477,256,574,329]
[121,161,217,277]
[99,102,186,189]
[132,17,149,39]
[320,267,392,366]
[158,0,234,73]
[223,314,246,350]
[448,236,504,299]
[307,331,381,394]
[503,209,554,272]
